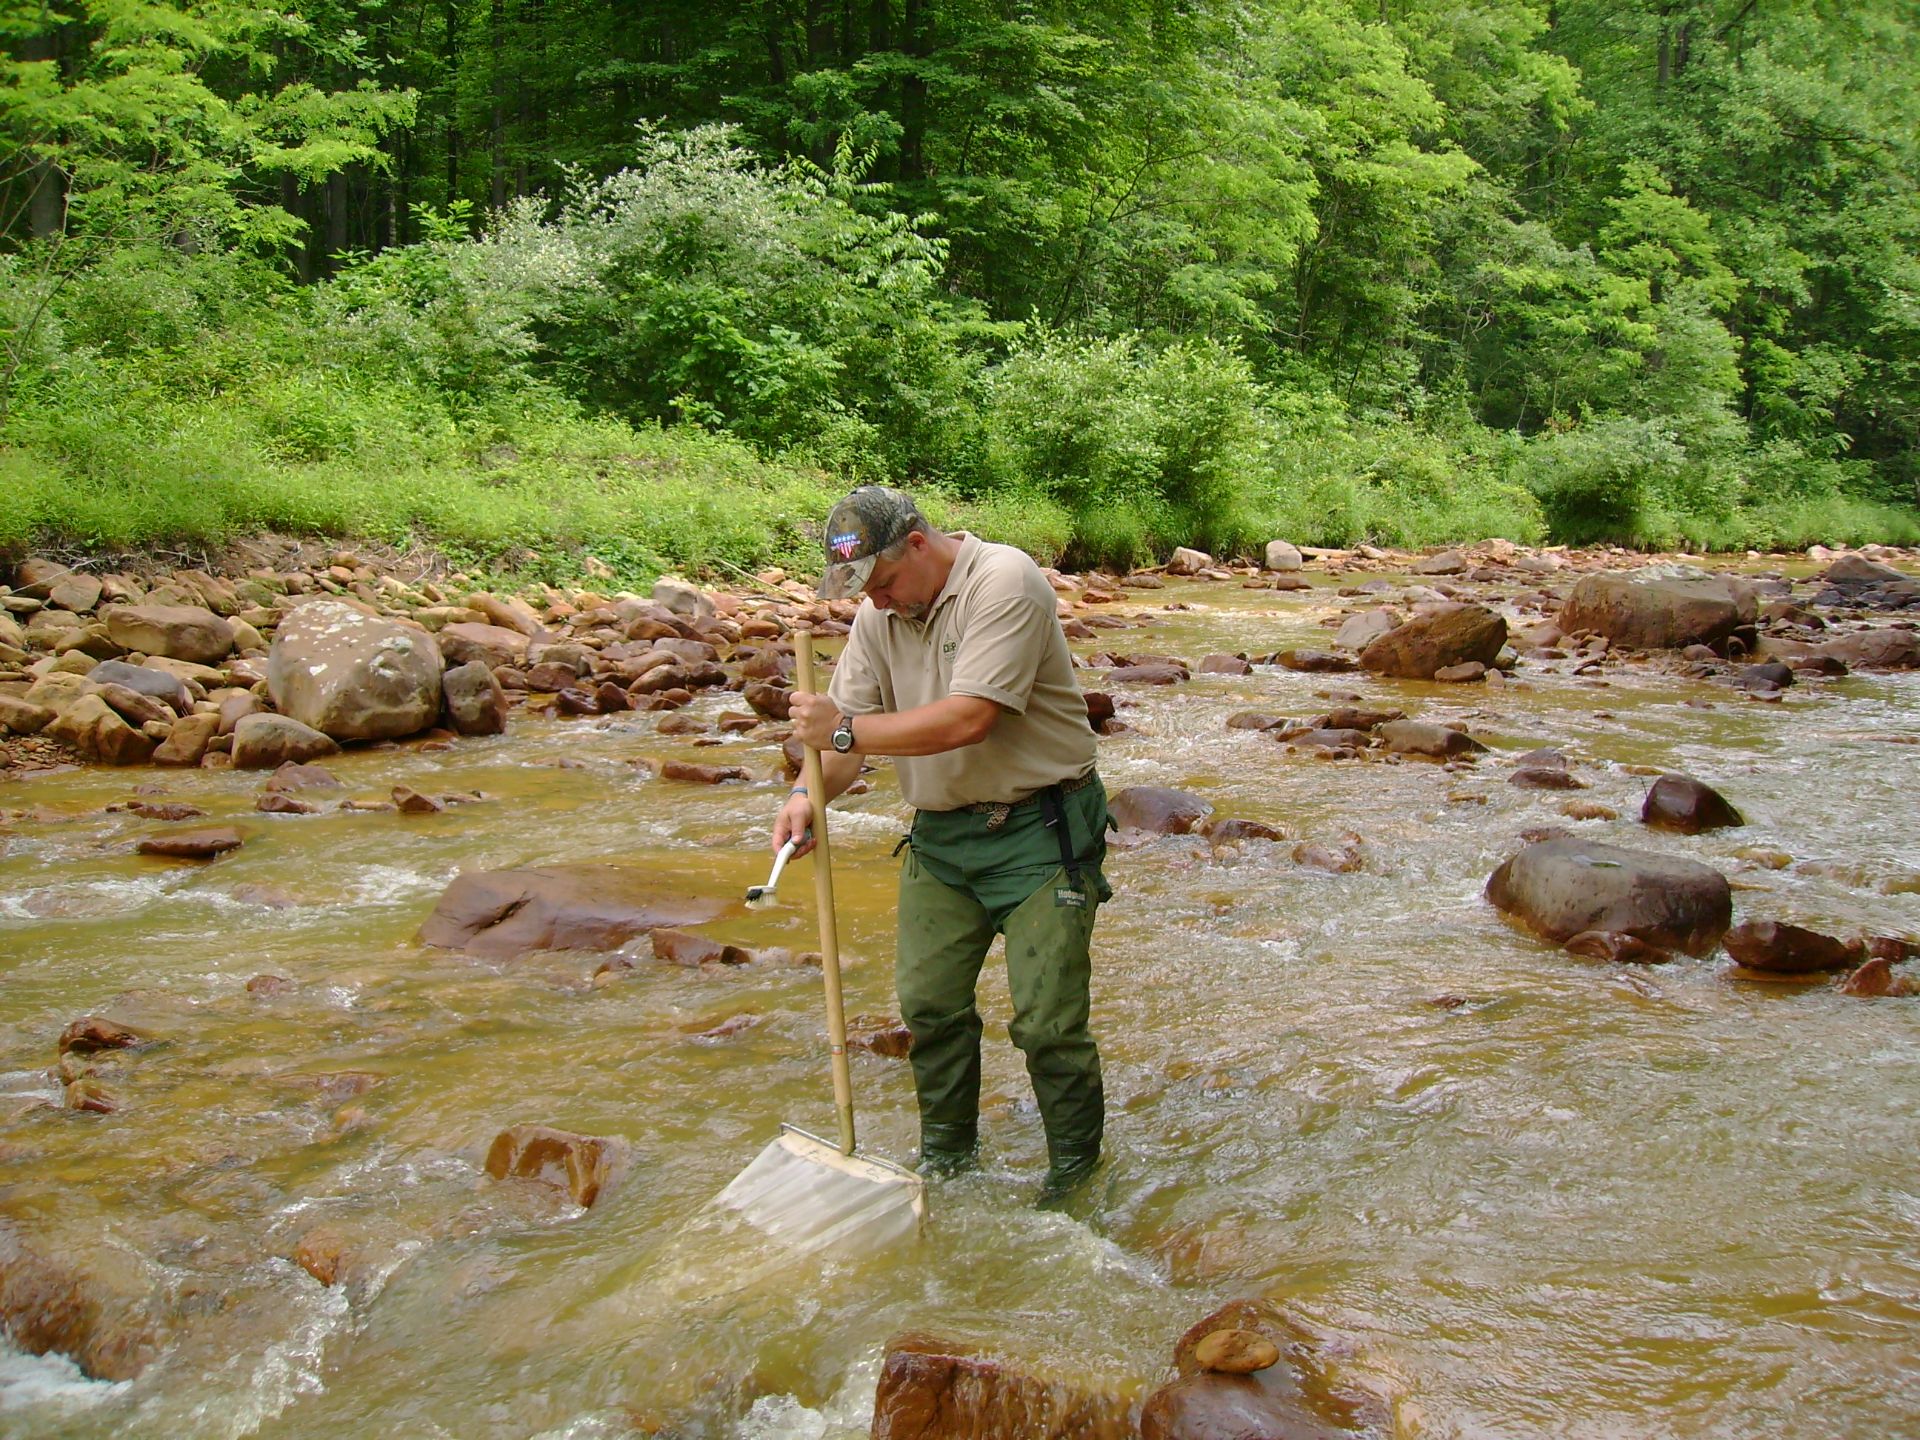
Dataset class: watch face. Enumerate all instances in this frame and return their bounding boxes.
[832,718,854,752]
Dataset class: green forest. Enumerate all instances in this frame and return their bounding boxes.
[4,0,1917,579]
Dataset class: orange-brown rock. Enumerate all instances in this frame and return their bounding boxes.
[1359,603,1507,680]
[1191,1328,1280,1374]
[291,1227,347,1286]
[847,1014,913,1058]
[392,785,446,814]
[1837,958,1904,996]
[870,1332,1135,1440]
[1724,920,1856,973]
[135,825,245,860]
[58,1017,142,1055]
[46,694,155,764]
[151,711,219,766]
[659,760,751,784]
[483,1124,626,1207]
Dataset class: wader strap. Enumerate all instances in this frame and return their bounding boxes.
[891,833,912,858]
[1039,784,1084,890]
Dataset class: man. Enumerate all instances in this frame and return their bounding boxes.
[772,486,1112,1198]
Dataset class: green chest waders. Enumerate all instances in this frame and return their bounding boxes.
[894,775,1110,1180]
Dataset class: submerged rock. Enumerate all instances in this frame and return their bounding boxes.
[416,865,726,959]
[58,1017,143,1055]
[0,1222,164,1380]
[1486,838,1732,956]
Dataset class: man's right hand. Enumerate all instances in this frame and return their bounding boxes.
[773,790,817,858]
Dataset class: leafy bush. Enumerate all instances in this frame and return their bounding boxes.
[979,329,1270,566]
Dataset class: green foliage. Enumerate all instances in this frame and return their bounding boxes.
[4,0,1918,563]
[979,329,1269,566]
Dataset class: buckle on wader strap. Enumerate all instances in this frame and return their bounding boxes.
[1039,784,1087,905]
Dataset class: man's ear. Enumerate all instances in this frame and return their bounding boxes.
[904,529,930,555]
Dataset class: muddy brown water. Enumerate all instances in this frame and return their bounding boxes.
[2,573,1918,1438]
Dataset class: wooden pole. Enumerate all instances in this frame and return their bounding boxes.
[794,632,857,1156]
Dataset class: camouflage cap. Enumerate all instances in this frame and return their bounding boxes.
[818,486,922,599]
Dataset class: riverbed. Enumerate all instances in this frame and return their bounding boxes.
[3,567,1918,1437]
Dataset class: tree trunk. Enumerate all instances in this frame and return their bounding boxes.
[490,0,508,210]
[899,0,928,182]
[444,0,463,207]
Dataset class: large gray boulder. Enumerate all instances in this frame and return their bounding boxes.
[1360,603,1507,679]
[1486,838,1732,956]
[1262,540,1304,572]
[102,604,234,665]
[1559,566,1757,651]
[267,599,444,741]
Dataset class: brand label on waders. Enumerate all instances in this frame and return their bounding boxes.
[1054,885,1087,909]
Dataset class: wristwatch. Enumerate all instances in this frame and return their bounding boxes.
[830,713,857,754]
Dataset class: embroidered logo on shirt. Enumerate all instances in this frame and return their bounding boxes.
[942,639,957,660]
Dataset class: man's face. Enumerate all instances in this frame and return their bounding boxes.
[861,535,937,618]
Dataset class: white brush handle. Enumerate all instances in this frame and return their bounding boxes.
[763,837,798,891]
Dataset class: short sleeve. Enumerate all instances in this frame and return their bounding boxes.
[948,592,1050,714]
[826,607,886,716]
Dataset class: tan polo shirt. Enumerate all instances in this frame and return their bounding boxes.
[827,533,1096,811]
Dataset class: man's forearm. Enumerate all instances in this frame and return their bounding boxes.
[847,696,998,756]
[804,748,863,802]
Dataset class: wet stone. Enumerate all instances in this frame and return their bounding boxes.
[1642,774,1744,834]
[483,1125,626,1208]
[1192,1328,1281,1374]
[392,785,447,814]
[1724,920,1857,974]
[659,760,751,784]
[135,826,245,860]
[59,1017,142,1055]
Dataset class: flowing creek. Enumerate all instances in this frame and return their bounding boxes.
[2,569,1918,1438]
